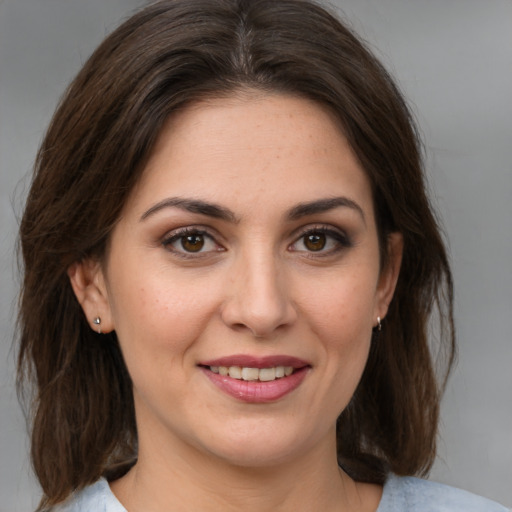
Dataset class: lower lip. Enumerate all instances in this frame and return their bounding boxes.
[200,367,309,403]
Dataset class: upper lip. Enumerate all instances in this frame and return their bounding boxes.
[199,355,310,369]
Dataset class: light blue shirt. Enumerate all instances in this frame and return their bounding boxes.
[53,474,510,511]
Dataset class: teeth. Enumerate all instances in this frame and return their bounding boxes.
[259,367,276,381]
[241,367,259,381]
[228,366,242,379]
[211,365,295,381]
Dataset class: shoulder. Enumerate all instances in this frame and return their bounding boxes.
[378,474,510,512]
[51,478,126,512]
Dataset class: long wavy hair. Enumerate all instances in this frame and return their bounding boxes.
[17,0,455,508]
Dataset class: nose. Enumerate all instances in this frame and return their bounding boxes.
[220,252,297,338]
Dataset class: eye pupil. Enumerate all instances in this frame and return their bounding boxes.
[181,234,205,252]
[304,232,326,251]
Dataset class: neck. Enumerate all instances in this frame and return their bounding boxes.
[110,428,374,512]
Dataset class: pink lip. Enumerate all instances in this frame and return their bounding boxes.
[200,354,309,369]
[198,355,311,404]
[200,367,309,403]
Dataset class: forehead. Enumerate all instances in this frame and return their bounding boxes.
[124,93,374,220]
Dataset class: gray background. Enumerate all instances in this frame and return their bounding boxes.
[1,1,511,510]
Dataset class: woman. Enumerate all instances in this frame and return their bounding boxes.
[16,0,508,511]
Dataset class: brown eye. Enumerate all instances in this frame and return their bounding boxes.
[163,228,222,257]
[181,234,205,252]
[289,227,351,255]
[303,232,326,251]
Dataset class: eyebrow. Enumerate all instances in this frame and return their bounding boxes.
[140,197,239,223]
[140,195,365,224]
[287,197,366,224]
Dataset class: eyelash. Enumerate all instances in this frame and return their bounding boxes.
[289,226,352,256]
[161,225,352,259]
[161,227,223,259]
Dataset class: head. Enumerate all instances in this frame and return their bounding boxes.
[18,0,454,507]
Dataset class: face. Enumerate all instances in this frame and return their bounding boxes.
[71,93,401,469]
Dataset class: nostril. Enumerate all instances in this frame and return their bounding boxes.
[230,322,252,333]
[219,277,298,337]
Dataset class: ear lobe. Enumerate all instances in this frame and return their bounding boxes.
[68,259,114,333]
[375,232,403,321]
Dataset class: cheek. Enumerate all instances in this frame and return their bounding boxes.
[107,268,220,370]
[298,270,377,394]
[300,268,378,338]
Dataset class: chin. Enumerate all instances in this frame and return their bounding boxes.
[197,419,332,469]
[210,443,301,469]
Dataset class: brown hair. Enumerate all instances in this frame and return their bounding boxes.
[17,0,455,508]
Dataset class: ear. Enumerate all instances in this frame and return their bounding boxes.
[68,259,115,333]
[374,232,403,324]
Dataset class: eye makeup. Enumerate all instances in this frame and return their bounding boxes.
[288,224,353,258]
[161,226,225,259]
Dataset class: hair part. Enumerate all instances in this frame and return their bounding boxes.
[17,0,455,507]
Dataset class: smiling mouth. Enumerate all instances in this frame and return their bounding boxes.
[206,365,295,382]
[198,355,310,402]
